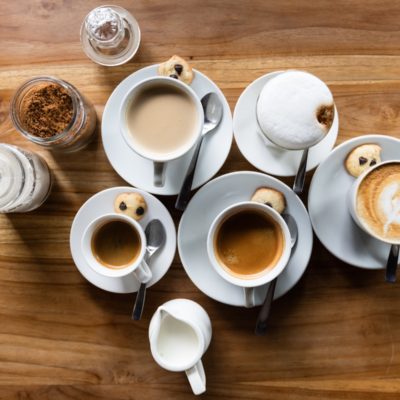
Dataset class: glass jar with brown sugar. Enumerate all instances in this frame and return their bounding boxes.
[10,76,96,152]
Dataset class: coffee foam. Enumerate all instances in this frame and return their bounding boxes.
[356,163,400,243]
[380,183,400,235]
[256,71,334,150]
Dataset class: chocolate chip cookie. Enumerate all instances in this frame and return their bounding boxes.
[158,55,194,85]
[114,193,147,221]
[345,144,382,178]
[251,187,286,214]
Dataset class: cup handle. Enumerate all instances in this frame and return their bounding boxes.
[244,287,256,308]
[154,161,166,187]
[133,260,152,284]
[185,360,206,395]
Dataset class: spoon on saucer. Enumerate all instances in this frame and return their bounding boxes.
[175,92,223,211]
[255,213,298,335]
[132,219,166,320]
[385,244,399,283]
[293,149,308,195]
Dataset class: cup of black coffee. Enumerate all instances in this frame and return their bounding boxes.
[81,213,151,282]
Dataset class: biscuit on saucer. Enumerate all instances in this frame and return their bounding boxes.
[345,144,382,178]
[114,193,147,220]
[251,187,286,214]
[158,55,194,84]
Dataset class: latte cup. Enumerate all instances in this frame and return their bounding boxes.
[207,202,291,308]
[81,213,152,282]
[255,70,335,151]
[120,76,204,187]
[348,160,400,245]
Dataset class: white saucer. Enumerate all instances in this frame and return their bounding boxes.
[178,171,313,307]
[102,65,233,195]
[70,187,176,293]
[308,134,400,270]
[233,71,339,177]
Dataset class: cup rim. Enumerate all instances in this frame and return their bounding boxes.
[350,159,400,245]
[150,307,204,372]
[81,213,147,278]
[206,201,291,288]
[119,76,204,163]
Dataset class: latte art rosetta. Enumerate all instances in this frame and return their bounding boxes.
[356,163,400,243]
[380,183,400,235]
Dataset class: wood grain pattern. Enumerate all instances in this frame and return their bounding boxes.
[1,1,400,398]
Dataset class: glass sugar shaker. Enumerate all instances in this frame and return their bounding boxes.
[0,144,52,213]
[80,5,141,66]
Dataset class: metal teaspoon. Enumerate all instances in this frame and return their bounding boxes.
[132,219,166,320]
[255,213,298,335]
[175,92,223,211]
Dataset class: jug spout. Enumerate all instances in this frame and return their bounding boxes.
[149,306,168,341]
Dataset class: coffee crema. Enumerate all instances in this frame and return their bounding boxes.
[126,84,197,155]
[91,220,141,269]
[214,210,284,279]
[356,163,400,243]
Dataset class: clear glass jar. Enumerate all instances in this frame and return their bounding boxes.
[80,5,141,66]
[0,144,52,213]
[10,76,97,152]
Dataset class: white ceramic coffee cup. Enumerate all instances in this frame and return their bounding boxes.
[207,201,291,307]
[255,70,335,151]
[81,213,152,282]
[120,76,204,187]
[348,159,400,245]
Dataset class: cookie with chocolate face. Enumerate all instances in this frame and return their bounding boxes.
[251,187,286,214]
[345,144,382,178]
[158,55,194,84]
[114,193,147,221]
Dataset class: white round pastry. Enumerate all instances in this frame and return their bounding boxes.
[256,70,335,150]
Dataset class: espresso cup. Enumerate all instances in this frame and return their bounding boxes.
[348,160,400,245]
[207,201,291,307]
[81,213,152,282]
[120,76,204,187]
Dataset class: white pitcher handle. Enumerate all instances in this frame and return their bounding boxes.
[185,360,206,395]
[134,260,152,284]
[244,287,256,308]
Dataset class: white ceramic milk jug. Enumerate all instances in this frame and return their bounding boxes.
[149,299,212,395]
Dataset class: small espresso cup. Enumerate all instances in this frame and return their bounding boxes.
[120,76,204,187]
[348,159,400,245]
[207,201,291,307]
[81,213,152,282]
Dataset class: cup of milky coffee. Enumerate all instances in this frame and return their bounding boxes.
[348,160,400,245]
[256,70,335,150]
[207,202,291,307]
[81,213,152,282]
[120,76,204,187]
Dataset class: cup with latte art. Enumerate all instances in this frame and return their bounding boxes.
[348,160,400,245]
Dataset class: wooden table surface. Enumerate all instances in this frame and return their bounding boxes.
[1,1,400,399]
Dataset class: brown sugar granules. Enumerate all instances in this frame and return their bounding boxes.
[20,83,74,138]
